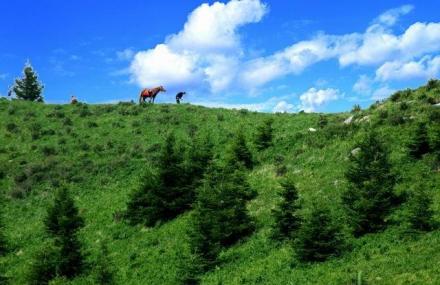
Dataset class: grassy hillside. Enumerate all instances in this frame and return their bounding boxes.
[1,81,440,284]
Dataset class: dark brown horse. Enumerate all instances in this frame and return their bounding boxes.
[139,86,166,104]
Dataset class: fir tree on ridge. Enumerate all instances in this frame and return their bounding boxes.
[11,62,44,102]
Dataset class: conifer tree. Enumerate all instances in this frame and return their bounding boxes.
[0,264,7,285]
[27,241,60,285]
[189,161,255,270]
[430,125,440,163]
[342,131,397,237]
[0,195,6,285]
[125,174,161,226]
[294,205,344,262]
[255,119,274,150]
[44,187,84,279]
[11,63,44,102]
[271,176,301,241]
[0,195,7,256]
[184,134,213,191]
[228,131,253,169]
[408,122,430,159]
[125,133,192,226]
[406,185,436,232]
[93,242,117,285]
[318,115,328,128]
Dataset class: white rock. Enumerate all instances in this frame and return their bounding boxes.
[358,115,371,123]
[344,115,354,125]
[351,147,361,156]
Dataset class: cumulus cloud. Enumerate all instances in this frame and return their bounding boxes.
[240,5,440,89]
[372,85,396,100]
[193,94,297,113]
[130,44,201,87]
[373,4,413,27]
[299,88,340,112]
[273,101,295,113]
[117,48,135,61]
[353,75,373,94]
[339,22,440,66]
[129,0,267,91]
[128,2,440,102]
[240,33,360,89]
[167,0,266,52]
[376,55,440,81]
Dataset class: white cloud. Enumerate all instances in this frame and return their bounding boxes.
[130,44,200,87]
[376,55,440,81]
[192,94,297,113]
[70,55,81,61]
[0,73,8,80]
[117,48,135,61]
[299,88,340,112]
[128,2,440,100]
[372,85,396,100]
[129,0,267,91]
[273,100,295,113]
[240,33,360,89]
[353,75,373,94]
[167,0,266,52]
[192,101,267,112]
[373,4,413,27]
[340,22,440,67]
[240,5,440,89]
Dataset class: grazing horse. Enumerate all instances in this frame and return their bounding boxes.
[139,86,166,104]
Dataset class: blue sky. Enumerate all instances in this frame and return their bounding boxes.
[0,1,439,112]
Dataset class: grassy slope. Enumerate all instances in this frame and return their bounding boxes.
[0,84,439,284]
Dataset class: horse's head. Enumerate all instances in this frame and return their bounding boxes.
[160,86,166,92]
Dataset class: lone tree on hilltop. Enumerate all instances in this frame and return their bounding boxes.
[11,62,44,102]
[342,131,397,237]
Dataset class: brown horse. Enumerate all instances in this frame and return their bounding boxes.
[139,86,166,104]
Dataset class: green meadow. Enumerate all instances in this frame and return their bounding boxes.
[1,81,440,284]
